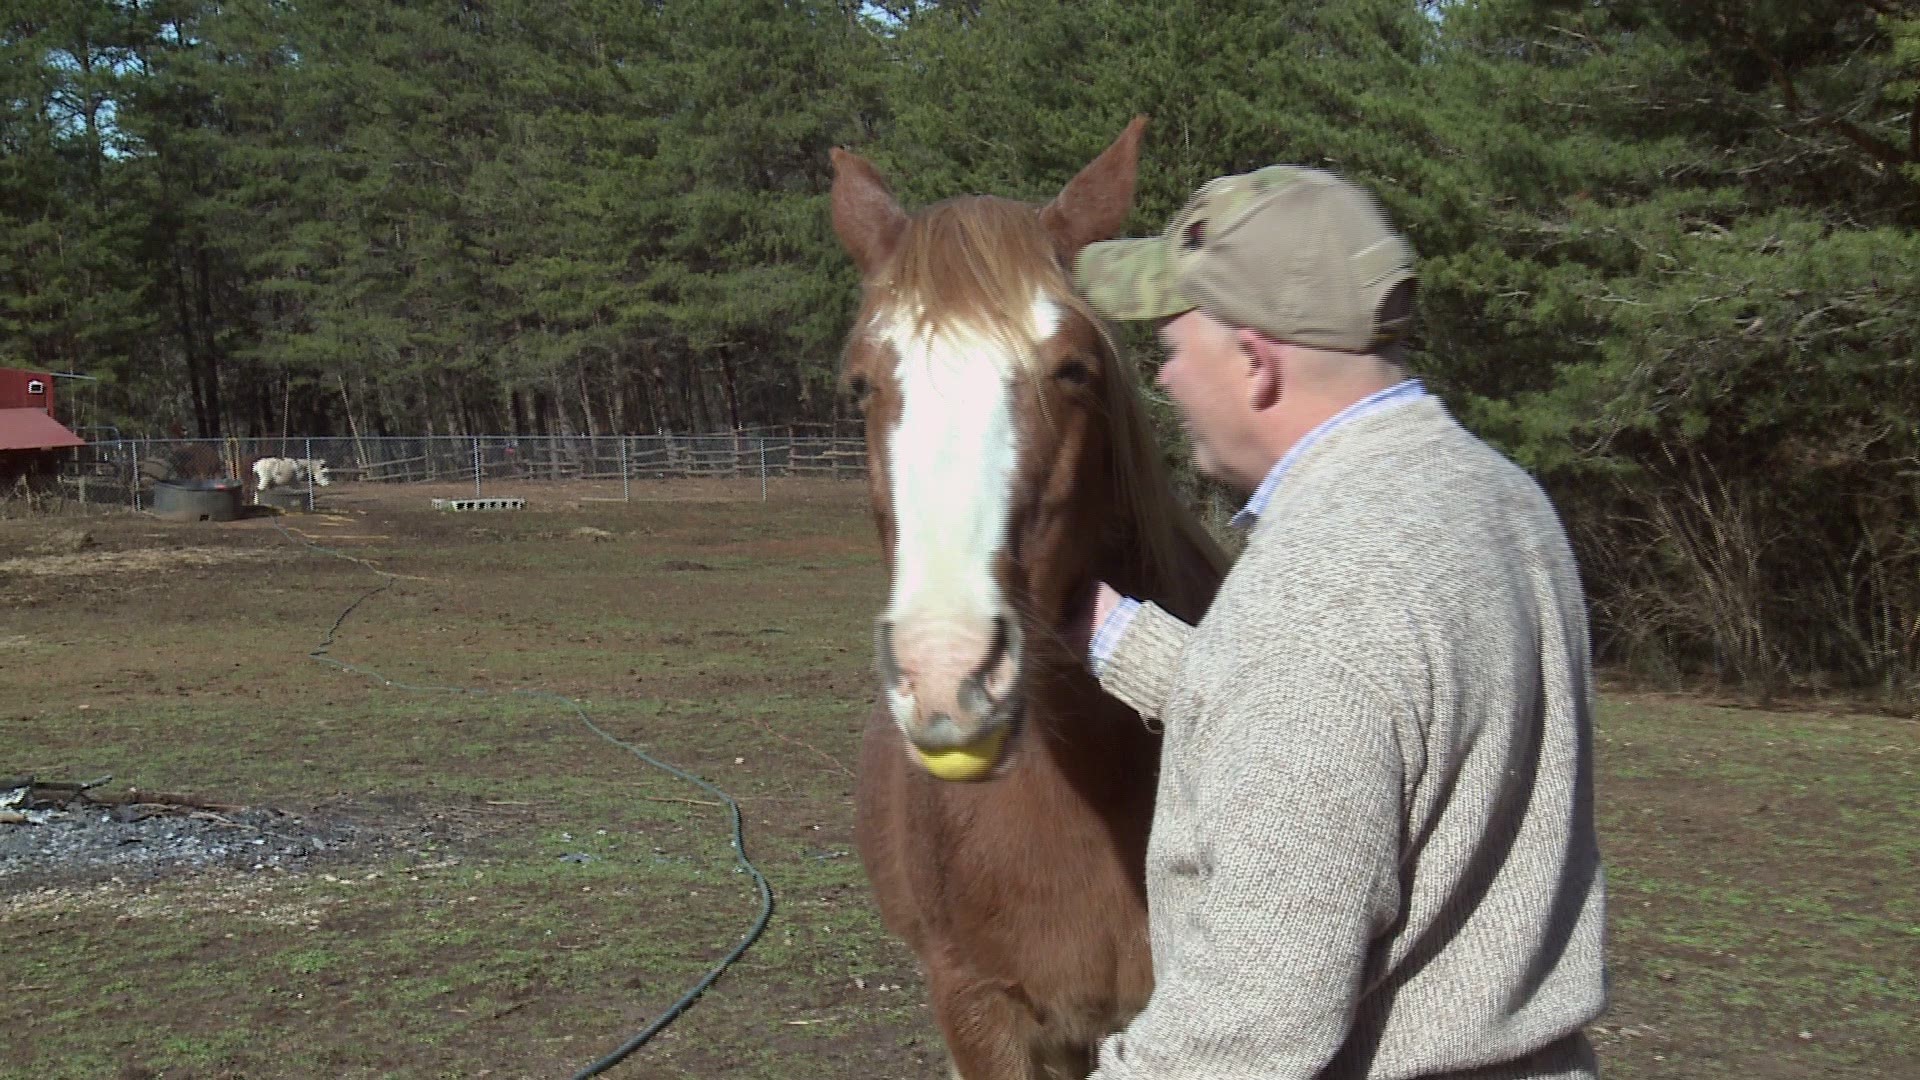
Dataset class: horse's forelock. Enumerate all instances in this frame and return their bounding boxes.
[876,197,1079,370]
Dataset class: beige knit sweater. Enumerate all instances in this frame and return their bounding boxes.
[1090,396,1607,1080]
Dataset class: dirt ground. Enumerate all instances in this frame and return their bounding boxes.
[0,479,1914,1079]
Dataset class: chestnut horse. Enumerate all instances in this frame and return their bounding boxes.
[829,119,1226,1078]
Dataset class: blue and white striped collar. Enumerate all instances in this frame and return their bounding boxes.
[1230,379,1428,528]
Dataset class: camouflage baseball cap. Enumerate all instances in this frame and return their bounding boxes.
[1074,166,1416,353]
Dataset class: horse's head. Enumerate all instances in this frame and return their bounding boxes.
[310,460,333,487]
[830,118,1151,779]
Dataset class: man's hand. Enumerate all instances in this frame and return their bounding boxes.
[1066,580,1127,662]
[1091,581,1124,638]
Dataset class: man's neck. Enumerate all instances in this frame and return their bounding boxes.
[1227,377,1425,522]
[1259,381,1401,469]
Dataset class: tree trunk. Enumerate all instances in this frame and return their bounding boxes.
[684,360,711,432]
[193,245,224,437]
[647,362,671,434]
[169,250,211,437]
[717,345,744,431]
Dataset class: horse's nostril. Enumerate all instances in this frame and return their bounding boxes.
[978,614,1019,692]
[875,619,904,687]
[957,676,990,717]
[984,614,1012,668]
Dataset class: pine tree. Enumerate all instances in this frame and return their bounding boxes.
[1433,0,1920,696]
[0,0,160,428]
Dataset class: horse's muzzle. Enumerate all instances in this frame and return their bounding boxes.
[876,614,1022,765]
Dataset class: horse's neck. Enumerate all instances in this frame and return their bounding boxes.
[1022,494,1221,736]
[1101,512,1223,629]
[1093,396,1229,626]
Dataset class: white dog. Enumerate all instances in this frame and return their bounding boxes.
[252,456,332,491]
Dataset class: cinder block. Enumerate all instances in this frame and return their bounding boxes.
[430,497,527,512]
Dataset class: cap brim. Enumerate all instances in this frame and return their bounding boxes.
[1073,238,1196,322]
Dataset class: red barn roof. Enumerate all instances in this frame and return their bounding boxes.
[0,407,85,451]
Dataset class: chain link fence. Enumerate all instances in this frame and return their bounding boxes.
[43,434,869,510]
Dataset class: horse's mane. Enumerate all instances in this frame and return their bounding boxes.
[874,196,1227,611]
[1096,321,1229,617]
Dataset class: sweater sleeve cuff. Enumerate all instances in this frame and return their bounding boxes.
[1089,597,1142,676]
[1096,601,1194,721]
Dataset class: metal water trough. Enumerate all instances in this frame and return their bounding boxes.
[151,478,243,522]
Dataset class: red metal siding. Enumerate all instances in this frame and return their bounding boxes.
[0,368,57,414]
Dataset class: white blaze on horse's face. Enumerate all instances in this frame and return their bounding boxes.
[873,295,1061,751]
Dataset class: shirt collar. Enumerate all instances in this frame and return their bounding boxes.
[1230,379,1428,528]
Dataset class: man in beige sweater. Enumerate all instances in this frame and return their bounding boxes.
[1072,166,1608,1078]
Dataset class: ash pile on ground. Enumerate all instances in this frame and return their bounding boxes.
[0,780,454,890]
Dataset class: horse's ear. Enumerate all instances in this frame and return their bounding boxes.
[831,147,909,278]
[1039,115,1148,260]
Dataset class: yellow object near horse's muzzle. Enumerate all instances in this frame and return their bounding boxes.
[914,727,1008,782]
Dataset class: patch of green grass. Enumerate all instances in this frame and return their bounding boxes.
[1592,697,1918,1077]
[282,946,343,975]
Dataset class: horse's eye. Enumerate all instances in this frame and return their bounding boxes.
[1053,360,1093,386]
[847,375,872,402]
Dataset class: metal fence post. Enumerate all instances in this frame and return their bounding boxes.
[472,435,481,498]
[304,436,315,511]
[620,436,630,503]
[759,437,768,503]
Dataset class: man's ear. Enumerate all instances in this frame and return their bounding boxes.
[1237,328,1284,410]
